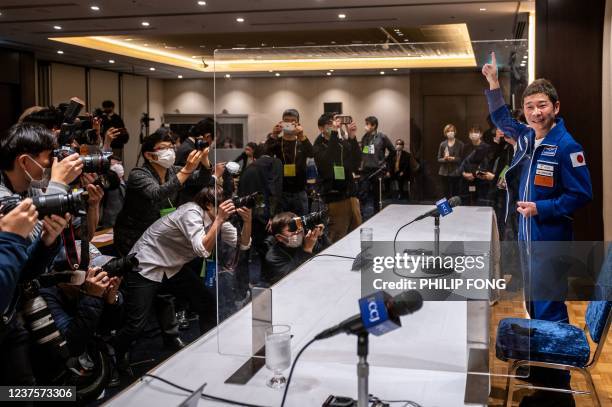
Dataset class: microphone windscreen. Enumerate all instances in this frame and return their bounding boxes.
[392,291,423,316]
[448,196,462,207]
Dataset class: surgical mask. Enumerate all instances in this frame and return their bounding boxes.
[395,144,403,151]
[25,155,51,189]
[153,148,175,168]
[446,132,455,139]
[285,233,303,248]
[469,133,481,142]
[110,163,125,179]
[365,126,373,133]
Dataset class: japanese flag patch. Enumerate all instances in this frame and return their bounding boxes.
[570,151,586,167]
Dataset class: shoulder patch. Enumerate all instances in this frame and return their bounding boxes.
[569,151,586,167]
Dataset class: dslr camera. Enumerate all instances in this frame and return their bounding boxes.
[54,146,112,175]
[194,138,209,151]
[0,190,89,219]
[288,210,328,233]
[231,192,263,209]
[101,253,139,277]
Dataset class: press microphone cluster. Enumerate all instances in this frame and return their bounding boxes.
[315,290,423,340]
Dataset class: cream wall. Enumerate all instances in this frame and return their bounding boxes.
[50,63,86,106]
[88,69,118,111]
[163,75,411,147]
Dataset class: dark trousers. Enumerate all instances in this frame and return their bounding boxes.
[440,175,461,198]
[281,191,309,216]
[114,270,216,355]
[0,317,36,385]
[359,171,383,220]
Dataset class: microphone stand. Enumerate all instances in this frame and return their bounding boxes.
[357,332,369,407]
[365,166,386,213]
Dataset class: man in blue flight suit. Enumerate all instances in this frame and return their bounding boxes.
[482,52,592,406]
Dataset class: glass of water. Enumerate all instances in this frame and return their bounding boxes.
[265,324,291,389]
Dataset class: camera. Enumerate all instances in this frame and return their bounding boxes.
[101,254,139,278]
[232,192,263,209]
[54,146,112,174]
[281,121,297,135]
[194,138,209,151]
[336,115,353,125]
[0,190,89,219]
[288,210,328,233]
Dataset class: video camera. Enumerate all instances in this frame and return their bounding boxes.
[0,190,89,219]
[288,210,328,233]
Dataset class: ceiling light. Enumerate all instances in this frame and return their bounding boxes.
[393,68,398,71]
[149,67,155,71]
[523,55,528,59]
[225,74,231,78]
[329,69,334,72]
[380,71,385,75]
[108,59,115,63]
[54,25,62,30]
[236,17,245,23]
[125,38,133,41]
[275,73,280,77]
[191,55,198,59]
[480,8,487,11]
[197,1,206,5]
[143,43,149,47]
[90,5,100,11]
[338,13,346,19]
[141,21,150,27]
[178,75,183,78]
[57,50,64,54]
[326,72,331,76]
[268,70,274,73]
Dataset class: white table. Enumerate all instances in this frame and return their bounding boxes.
[107,204,494,407]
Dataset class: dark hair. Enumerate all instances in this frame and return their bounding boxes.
[189,118,215,140]
[395,139,404,145]
[245,142,257,150]
[193,186,221,210]
[0,122,56,170]
[317,112,334,128]
[253,143,266,159]
[101,100,115,109]
[141,128,174,160]
[522,78,559,105]
[270,212,297,235]
[282,109,300,121]
[365,116,378,129]
[469,125,482,134]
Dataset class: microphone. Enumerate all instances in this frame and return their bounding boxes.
[37,270,86,288]
[412,196,461,223]
[315,290,423,340]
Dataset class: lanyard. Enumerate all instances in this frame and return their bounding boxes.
[281,138,298,164]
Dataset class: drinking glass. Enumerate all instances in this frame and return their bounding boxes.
[265,324,291,389]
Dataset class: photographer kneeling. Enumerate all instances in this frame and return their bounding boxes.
[113,187,251,366]
[264,212,326,285]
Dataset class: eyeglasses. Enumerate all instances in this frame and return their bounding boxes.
[154,144,176,151]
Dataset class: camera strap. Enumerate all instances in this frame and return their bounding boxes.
[61,215,89,271]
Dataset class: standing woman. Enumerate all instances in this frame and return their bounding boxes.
[437,124,464,197]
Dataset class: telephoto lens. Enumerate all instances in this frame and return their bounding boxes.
[33,190,89,219]
[232,192,262,209]
[80,152,112,174]
[194,139,209,151]
[288,210,328,233]
[102,253,139,278]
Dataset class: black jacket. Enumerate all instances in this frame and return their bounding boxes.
[114,162,212,255]
[313,131,361,203]
[237,155,283,222]
[101,113,129,148]
[266,136,314,193]
[264,239,313,285]
[391,150,412,178]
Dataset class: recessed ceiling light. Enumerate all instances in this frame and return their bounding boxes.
[329,69,334,72]
[53,25,62,30]
[197,1,206,5]
[393,68,398,71]
[178,75,183,79]
[338,13,347,19]
[275,73,280,77]
[236,17,245,23]
[380,71,385,75]
[141,21,150,27]
[125,38,133,41]
[268,70,274,73]
[108,59,115,63]
[191,55,198,59]
[523,55,528,59]
[57,50,64,54]
[90,5,100,11]
[225,74,231,78]
[480,8,487,11]
[143,43,149,47]
[326,72,332,76]
[149,67,155,71]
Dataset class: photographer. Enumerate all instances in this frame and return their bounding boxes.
[113,128,212,256]
[100,100,129,152]
[113,187,251,363]
[266,109,314,216]
[264,212,324,285]
[234,142,258,170]
[313,113,362,243]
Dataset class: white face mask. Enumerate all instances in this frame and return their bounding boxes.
[446,132,455,139]
[469,133,481,142]
[153,148,176,168]
[395,144,403,151]
[25,155,51,189]
[284,232,303,248]
[110,163,125,179]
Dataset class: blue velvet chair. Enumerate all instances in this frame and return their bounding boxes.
[496,248,612,407]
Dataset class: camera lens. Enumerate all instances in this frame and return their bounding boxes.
[194,139,209,151]
[32,190,88,219]
[81,153,111,174]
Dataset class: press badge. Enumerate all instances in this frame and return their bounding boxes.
[283,164,296,177]
[469,185,476,192]
[362,145,375,154]
[333,165,345,180]
[534,174,554,188]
